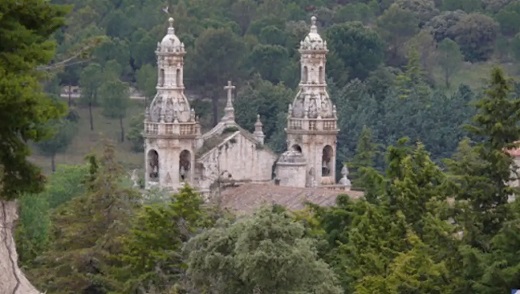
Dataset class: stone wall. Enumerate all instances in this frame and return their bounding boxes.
[197,132,277,192]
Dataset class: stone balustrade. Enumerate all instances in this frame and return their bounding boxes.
[144,121,198,136]
[287,117,337,132]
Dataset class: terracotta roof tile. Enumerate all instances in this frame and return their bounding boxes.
[218,183,363,215]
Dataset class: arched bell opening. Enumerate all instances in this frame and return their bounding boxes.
[179,150,191,182]
[291,144,302,154]
[322,145,333,177]
[319,66,324,84]
[303,66,308,84]
[159,68,165,87]
[176,68,181,87]
[148,149,159,181]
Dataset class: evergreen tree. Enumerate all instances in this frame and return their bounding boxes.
[313,140,457,293]
[114,185,214,293]
[29,144,139,293]
[0,0,68,200]
[396,49,431,100]
[447,68,520,244]
[348,126,378,189]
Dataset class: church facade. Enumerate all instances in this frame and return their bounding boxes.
[143,16,350,195]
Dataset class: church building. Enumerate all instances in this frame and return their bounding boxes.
[143,16,350,197]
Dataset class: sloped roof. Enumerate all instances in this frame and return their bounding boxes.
[197,122,277,159]
[218,183,364,215]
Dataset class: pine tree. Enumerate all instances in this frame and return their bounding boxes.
[114,185,214,293]
[29,144,139,293]
[447,67,520,244]
[348,126,378,189]
[0,0,68,200]
[395,48,431,100]
[314,139,458,293]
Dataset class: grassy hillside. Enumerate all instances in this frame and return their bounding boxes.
[30,99,145,174]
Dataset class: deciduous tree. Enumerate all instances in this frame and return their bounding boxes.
[448,13,499,62]
[36,118,77,172]
[185,208,343,293]
[436,38,464,88]
[99,77,130,142]
[79,63,103,131]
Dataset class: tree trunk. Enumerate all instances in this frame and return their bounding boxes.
[51,153,56,173]
[88,101,94,131]
[119,116,125,142]
[0,200,41,294]
[68,85,72,107]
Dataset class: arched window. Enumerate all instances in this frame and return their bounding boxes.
[148,149,159,180]
[303,66,308,84]
[322,145,333,177]
[291,144,302,153]
[176,68,181,87]
[159,69,165,87]
[179,150,191,182]
[319,66,324,84]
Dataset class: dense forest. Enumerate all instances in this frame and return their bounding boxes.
[38,0,520,171]
[2,0,520,293]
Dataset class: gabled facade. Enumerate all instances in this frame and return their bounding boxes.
[144,18,277,194]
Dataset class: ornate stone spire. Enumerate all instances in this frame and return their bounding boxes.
[148,17,191,123]
[254,114,265,145]
[310,16,318,34]
[158,17,184,53]
[223,80,236,122]
[167,17,174,34]
[300,15,327,52]
[289,15,333,119]
[282,15,339,188]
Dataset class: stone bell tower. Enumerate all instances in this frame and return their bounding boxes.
[285,16,339,187]
[144,17,201,190]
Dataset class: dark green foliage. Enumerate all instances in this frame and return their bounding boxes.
[326,21,385,80]
[450,13,500,62]
[13,0,520,292]
[235,75,293,148]
[36,118,77,172]
[114,185,214,293]
[334,77,474,172]
[99,76,130,142]
[16,164,88,265]
[436,38,464,88]
[0,0,68,200]
[246,44,289,83]
[186,27,246,125]
[495,1,520,36]
[185,208,343,293]
[28,145,139,293]
[348,126,378,189]
[312,141,456,293]
[447,68,520,242]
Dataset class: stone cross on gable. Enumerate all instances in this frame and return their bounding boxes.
[223,80,236,122]
[224,80,235,105]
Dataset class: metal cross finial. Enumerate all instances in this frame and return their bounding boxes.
[224,80,235,107]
